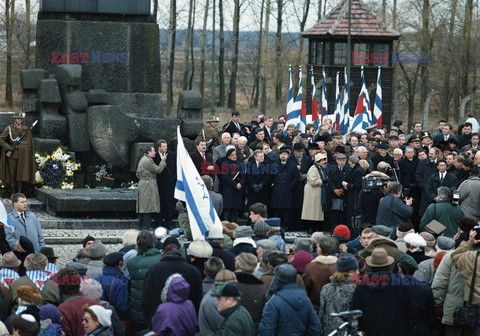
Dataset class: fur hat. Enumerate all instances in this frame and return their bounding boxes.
[235,252,258,273]
[80,279,103,300]
[404,233,427,248]
[187,240,213,259]
[396,223,414,238]
[419,232,436,248]
[222,221,238,238]
[336,255,359,272]
[17,285,42,305]
[214,270,237,285]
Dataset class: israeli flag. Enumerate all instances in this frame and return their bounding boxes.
[174,127,222,240]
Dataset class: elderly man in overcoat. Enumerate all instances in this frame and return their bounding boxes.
[136,145,166,230]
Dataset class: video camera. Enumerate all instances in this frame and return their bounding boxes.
[452,190,460,205]
[362,176,390,192]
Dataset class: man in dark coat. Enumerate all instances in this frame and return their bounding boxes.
[220,148,246,222]
[351,247,414,336]
[288,143,311,231]
[223,111,249,137]
[269,149,298,230]
[342,156,365,236]
[415,147,440,216]
[398,146,420,229]
[207,227,236,272]
[190,139,214,176]
[142,245,203,327]
[154,139,177,228]
[371,143,394,168]
[328,154,351,230]
[425,160,458,210]
[246,150,272,208]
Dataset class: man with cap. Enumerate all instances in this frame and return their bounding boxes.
[404,232,431,264]
[213,282,255,336]
[40,246,59,277]
[351,247,414,336]
[200,115,221,150]
[328,153,351,230]
[396,253,437,335]
[259,264,321,336]
[0,252,21,296]
[95,252,129,321]
[199,270,238,333]
[142,238,203,327]
[207,226,236,272]
[415,236,455,284]
[302,153,328,233]
[371,142,394,168]
[229,225,257,256]
[85,240,108,279]
[0,111,35,195]
[270,148,298,230]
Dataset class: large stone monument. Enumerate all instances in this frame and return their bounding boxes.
[11,0,202,185]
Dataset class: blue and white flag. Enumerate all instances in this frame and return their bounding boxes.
[341,67,349,134]
[372,66,383,128]
[285,65,300,131]
[321,65,328,124]
[351,66,372,133]
[174,127,222,240]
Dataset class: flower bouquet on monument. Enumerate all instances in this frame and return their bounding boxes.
[35,146,81,189]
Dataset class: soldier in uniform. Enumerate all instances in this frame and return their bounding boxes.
[198,116,221,153]
[0,112,35,195]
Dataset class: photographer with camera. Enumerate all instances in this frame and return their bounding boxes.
[376,182,414,239]
[420,187,464,238]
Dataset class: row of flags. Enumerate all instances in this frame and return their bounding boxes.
[286,65,383,135]
[173,66,384,241]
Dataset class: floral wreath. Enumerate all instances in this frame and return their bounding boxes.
[35,146,81,189]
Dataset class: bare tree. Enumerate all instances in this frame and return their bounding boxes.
[199,0,210,99]
[252,0,265,108]
[166,0,176,108]
[5,0,14,106]
[274,0,284,108]
[441,0,457,119]
[182,0,194,90]
[295,0,311,67]
[260,0,271,114]
[228,0,241,110]
[24,0,31,68]
[218,0,225,107]
[317,0,322,21]
[188,0,196,90]
[462,0,473,98]
[382,0,386,23]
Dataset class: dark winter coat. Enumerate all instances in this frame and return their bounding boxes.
[425,172,458,202]
[359,188,384,226]
[220,159,246,210]
[351,271,414,336]
[154,150,177,220]
[344,163,365,216]
[190,150,213,176]
[58,293,98,336]
[371,153,393,168]
[229,242,257,257]
[142,250,203,326]
[152,274,198,336]
[270,160,299,209]
[398,157,419,189]
[375,194,413,232]
[302,255,337,311]
[210,242,236,272]
[288,153,311,209]
[246,158,273,207]
[258,283,321,336]
[415,159,438,215]
[235,272,268,330]
[328,164,351,209]
[216,303,255,336]
[95,267,129,320]
[126,247,161,324]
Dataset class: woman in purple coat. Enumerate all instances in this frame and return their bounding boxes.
[152,273,198,336]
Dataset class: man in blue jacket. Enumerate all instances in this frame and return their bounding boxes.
[258,264,321,336]
[4,193,44,252]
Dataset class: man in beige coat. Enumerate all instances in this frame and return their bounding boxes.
[136,145,166,229]
[302,153,327,233]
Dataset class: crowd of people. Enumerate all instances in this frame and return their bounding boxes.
[0,111,480,335]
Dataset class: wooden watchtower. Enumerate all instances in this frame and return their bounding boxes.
[302,0,401,128]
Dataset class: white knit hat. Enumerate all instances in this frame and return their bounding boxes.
[404,233,427,248]
[88,305,112,327]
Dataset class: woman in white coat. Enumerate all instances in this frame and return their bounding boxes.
[302,153,328,233]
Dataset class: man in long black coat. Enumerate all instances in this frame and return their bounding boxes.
[154,140,177,228]
[288,143,311,231]
[416,148,440,216]
[328,154,351,231]
[425,160,459,204]
[269,149,298,230]
[246,150,272,208]
[398,146,420,230]
[342,156,365,236]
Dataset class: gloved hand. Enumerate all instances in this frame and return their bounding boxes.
[333,188,344,197]
[300,174,307,181]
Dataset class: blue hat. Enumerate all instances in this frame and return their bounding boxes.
[336,255,358,272]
